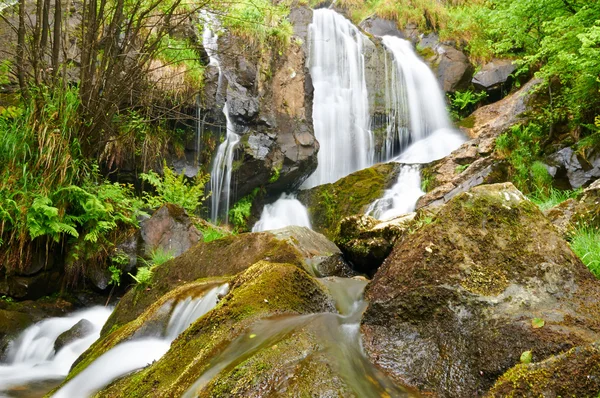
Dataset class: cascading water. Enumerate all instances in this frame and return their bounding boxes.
[209,104,239,224]
[251,193,312,232]
[0,306,112,396]
[367,36,466,220]
[201,13,239,224]
[302,9,373,188]
[53,284,229,398]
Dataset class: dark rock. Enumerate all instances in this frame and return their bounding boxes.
[472,59,516,94]
[269,226,356,277]
[54,319,94,352]
[139,203,202,259]
[362,183,600,397]
[297,163,402,240]
[488,342,600,397]
[547,147,600,189]
[434,45,474,93]
[335,213,415,275]
[0,270,63,300]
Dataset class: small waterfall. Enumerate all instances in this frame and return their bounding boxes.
[0,306,112,395]
[366,165,424,220]
[210,104,239,224]
[302,9,373,188]
[54,284,229,398]
[380,35,456,161]
[201,13,239,223]
[251,194,311,232]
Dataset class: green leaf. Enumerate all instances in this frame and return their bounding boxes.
[520,350,532,364]
[531,318,545,329]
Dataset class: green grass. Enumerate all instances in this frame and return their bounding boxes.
[200,227,228,243]
[570,226,600,278]
[529,188,582,212]
[150,247,175,266]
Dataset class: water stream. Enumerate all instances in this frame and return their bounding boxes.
[251,193,312,232]
[184,277,413,397]
[0,307,112,398]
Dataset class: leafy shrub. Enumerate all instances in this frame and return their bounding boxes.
[200,226,228,243]
[228,189,259,231]
[570,226,600,278]
[129,266,154,288]
[140,162,210,214]
[150,247,175,266]
[450,90,487,120]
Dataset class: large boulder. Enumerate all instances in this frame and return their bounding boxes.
[434,44,474,93]
[545,178,600,236]
[547,146,600,189]
[334,213,416,275]
[362,183,600,397]
[488,342,600,397]
[54,319,94,352]
[297,162,401,240]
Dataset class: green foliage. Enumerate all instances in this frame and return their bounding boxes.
[520,350,532,364]
[155,35,204,88]
[200,226,228,243]
[1,294,14,303]
[228,189,259,231]
[570,226,600,278]
[140,162,210,214]
[494,123,546,193]
[269,165,281,184]
[108,265,123,287]
[455,164,470,174]
[449,90,487,120]
[129,266,154,288]
[531,317,545,329]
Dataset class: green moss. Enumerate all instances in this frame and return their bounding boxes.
[95,261,334,397]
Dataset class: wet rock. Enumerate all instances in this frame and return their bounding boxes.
[0,270,63,300]
[139,203,201,259]
[54,319,94,352]
[547,147,600,189]
[335,213,415,275]
[472,59,516,96]
[297,163,402,240]
[362,183,600,397]
[268,226,356,278]
[97,261,338,397]
[360,16,404,38]
[488,342,600,397]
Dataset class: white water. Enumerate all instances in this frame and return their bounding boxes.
[366,37,466,220]
[302,9,373,188]
[0,306,112,395]
[210,104,240,223]
[366,165,424,220]
[251,193,311,232]
[202,14,239,223]
[54,284,229,398]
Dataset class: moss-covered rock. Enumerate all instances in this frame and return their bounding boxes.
[487,342,600,397]
[297,162,401,240]
[101,232,307,334]
[362,183,600,397]
[95,261,336,397]
[545,178,600,236]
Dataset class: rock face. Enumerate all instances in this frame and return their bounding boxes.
[545,178,600,235]
[334,213,416,275]
[433,44,474,93]
[362,183,600,397]
[297,162,401,240]
[54,319,94,352]
[547,146,600,189]
[416,78,543,209]
[201,7,318,206]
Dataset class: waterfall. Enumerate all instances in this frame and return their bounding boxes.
[201,13,239,223]
[53,284,229,398]
[251,194,312,232]
[302,9,373,188]
[210,104,240,224]
[0,306,112,395]
[366,165,424,220]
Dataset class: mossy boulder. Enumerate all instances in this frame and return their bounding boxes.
[488,341,600,397]
[545,178,600,237]
[95,261,336,397]
[297,162,401,240]
[334,213,416,276]
[361,183,600,397]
